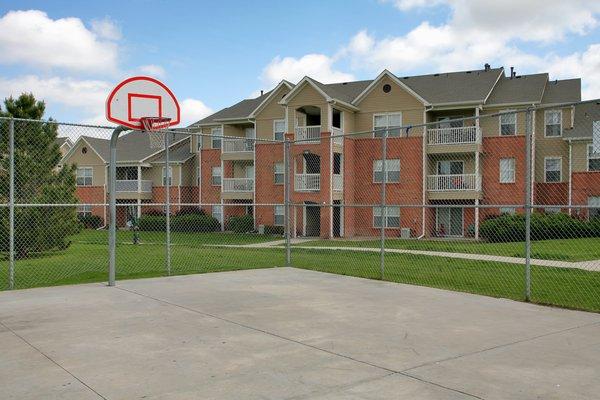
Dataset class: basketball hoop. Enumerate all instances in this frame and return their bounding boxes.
[141,117,172,149]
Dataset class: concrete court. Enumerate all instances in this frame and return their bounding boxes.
[1,268,599,400]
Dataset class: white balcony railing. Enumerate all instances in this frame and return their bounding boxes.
[295,125,321,143]
[427,126,481,145]
[295,173,320,191]
[333,174,343,191]
[427,174,481,191]
[332,126,343,145]
[222,137,254,153]
[222,178,254,192]
[115,180,152,193]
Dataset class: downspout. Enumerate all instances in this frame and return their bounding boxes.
[568,139,572,215]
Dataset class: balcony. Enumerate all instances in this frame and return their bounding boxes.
[427,174,481,200]
[295,125,321,143]
[222,138,254,160]
[222,178,254,200]
[295,173,320,192]
[426,126,481,154]
[333,174,343,191]
[115,179,152,199]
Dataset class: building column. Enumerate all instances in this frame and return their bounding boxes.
[474,198,480,240]
[137,198,142,218]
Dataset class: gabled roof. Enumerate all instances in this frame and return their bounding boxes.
[541,78,581,105]
[485,73,548,106]
[279,76,361,110]
[63,131,189,164]
[351,70,428,105]
[399,67,504,106]
[563,99,600,140]
[249,80,294,118]
[148,140,194,164]
[55,137,73,148]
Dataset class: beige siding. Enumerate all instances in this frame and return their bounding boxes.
[480,107,527,137]
[343,110,355,134]
[286,83,329,132]
[354,75,425,137]
[255,85,289,140]
[231,161,253,178]
[428,154,475,174]
[64,140,106,186]
[180,158,196,186]
[571,141,591,172]
[534,107,570,182]
[147,164,182,186]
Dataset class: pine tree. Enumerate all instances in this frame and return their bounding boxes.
[0,93,80,258]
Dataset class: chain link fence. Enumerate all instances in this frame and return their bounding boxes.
[1,99,599,312]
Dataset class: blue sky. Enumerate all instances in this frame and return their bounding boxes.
[0,0,599,127]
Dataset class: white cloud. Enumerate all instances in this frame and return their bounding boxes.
[138,64,166,78]
[385,0,445,11]
[180,98,213,126]
[261,54,354,87]
[91,17,121,41]
[544,45,600,100]
[0,10,119,74]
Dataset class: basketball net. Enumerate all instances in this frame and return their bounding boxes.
[140,117,172,149]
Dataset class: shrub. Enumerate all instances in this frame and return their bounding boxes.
[480,212,600,243]
[171,214,220,232]
[142,209,165,217]
[78,214,103,229]
[264,225,284,235]
[228,215,254,233]
[138,215,167,231]
[175,207,206,217]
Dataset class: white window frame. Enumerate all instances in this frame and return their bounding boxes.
[76,167,93,186]
[274,205,285,226]
[274,162,284,185]
[587,144,600,172]
[161,166,173,186]
[544,110,562,138]
[373,159,400,183]
[544,157,562,183]
[499,207,516,215]
[196,136,203,151]
[499,158,515,183]
[211,127,222,149]
[273,119,286,142]
[372,112,402,138]
[373,206,400,229]
[77,204,92,217]
[212,205,223,222]
[499,110,517,136]
[211,166,222,186]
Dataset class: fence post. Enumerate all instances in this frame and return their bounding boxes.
[165,133,171,276]
[524,109,533,301]
[284,139,291,267]
[108,126,127,286]
[8,118,14,290]
[380,130,387,280]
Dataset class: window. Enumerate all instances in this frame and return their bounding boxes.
[274,205,285,226]
[500,110,516,136]
[76,167,93,186]
[373,159,400,183]
[211,166,221,185]
[544,157,561,182]
[499,207,516,215]
[373,206,400,228]
[382,84,392,93]
[274,162,284,184]
[545,110,562,137]
[373,113,402,138]
[211,127,222,149]
[212,205,223,222]
[589,197,600,220]
[162,167,173,186]
[77,204,92,217]
[273,119,286,141]
[499,158,515,183]
[588,144,600,172]
[437,160,464,175]
[196,137,203,151]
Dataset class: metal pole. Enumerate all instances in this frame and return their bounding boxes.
[165,132,171,276]
[284,140,291,267]
[108,126,127,286]
[8,118,14,290]
[379,130,387,280]
[524,109,533,301]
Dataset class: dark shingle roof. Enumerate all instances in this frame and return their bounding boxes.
[318,80,373,104]
[196,91,272,125]
[400,68,503,105]
[55,137,71,147]
[541,79,581,104]
[563,99,600,139]
[486,73,548,105]
[80,131,189,162]
[149,140,194,163]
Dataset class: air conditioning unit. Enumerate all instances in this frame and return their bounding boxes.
[401,228,411,239]
[258,224,265,235]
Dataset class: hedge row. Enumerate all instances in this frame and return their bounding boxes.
[480,213,600,243]
[138,213,220,232]
[227,215,254,233]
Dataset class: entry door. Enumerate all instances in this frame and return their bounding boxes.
[436,208,463,237]
[304,203,321,237]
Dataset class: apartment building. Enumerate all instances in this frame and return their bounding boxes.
[63,65,600,238]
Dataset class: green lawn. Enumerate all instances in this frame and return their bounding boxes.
[1,230,599,313]
[295,237,600,262]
